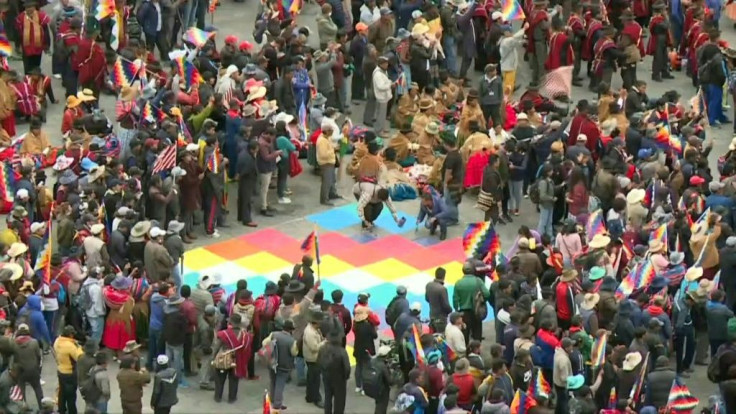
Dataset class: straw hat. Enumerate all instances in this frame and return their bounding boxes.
[354,306,370,322]
[561,269,578,282]
[130,220,152,239]
[246,86,267,102]
[90,224,105,235]
[425,122,440,135]
[418,98,433,111]
[88,166,106,183]
[411,23,429,37]
[7,243,28,258]
[0,263,23,281]
[696,279,714,297]
[622,352,642,371]
[66,95,81,108]
[581,292,600,310]
[123,340,141,353]
[626,189,646,205]
[648,239,664,253]
[685,266,704,282]
[77,89,96,102]
[120,85,139,102]
[589,234,611,249]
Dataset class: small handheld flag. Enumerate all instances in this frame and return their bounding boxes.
[409,324,425,366]
[183,27,215,48]
[591,333,607,368]
[510,390,537,414]
[501,0,525,20]
[300,230,321,264]
[585,209,606,242]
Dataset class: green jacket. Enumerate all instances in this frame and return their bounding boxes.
[453,275,490,312]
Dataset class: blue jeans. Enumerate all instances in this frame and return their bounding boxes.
[92,401,107,414]
[640,406,657,414]
[172,265,182,292]
[674,327,695,373]
[42,310,56,342]
[509,180,523,211]
[166,344,186,385]
[538,206,554,238]
[148,329,163,370]
[443,35,457,77]
[88,315,104,344]
[705,83,728,124]
[179,0,199,33]
[295,356,306,382]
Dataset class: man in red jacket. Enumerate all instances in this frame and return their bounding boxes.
[72,20,105,98]
[568,100,602,159]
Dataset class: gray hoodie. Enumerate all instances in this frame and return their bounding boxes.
[481,401,511,414]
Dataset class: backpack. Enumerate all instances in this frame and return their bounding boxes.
[79,367,103,402]
[394,392,416,413]
[708,344,736,383]
[77,282,93,311]
[52,280,67,307]
[126,13,142,41]
[14,309,30,330]
[253,295,277,330]
[473,278,488,321]
[361,358,381,399]
[528,180,541,204]
[385,297,403,328]
[212,331,245,371]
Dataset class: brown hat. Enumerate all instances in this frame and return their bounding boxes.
[418,98,433,111]
[467,89,479,99]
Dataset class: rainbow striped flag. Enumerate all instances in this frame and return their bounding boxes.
[649,223,668,251]
[501,0,525,20]
[591,333,607,367]
[585,209,606,242]
[95,0,116,20]
[666,378,699,413]
[263,389,271,414]
[206,146,220,174]
[183,27,214,47]
[527,368,551,399]
[435,336,457,363]
[407,324,425,366]
[0,29,11,57]
[142,101,166,123]
[463,222,493,259]
[629,354,649,405]
[510,390,537,414]
[691,207,710,232]
[300,230,321,264]
[608,387,617,409]
[34,203,54,284]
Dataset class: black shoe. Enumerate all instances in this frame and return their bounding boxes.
[662,73,675,79]
[439,229,447,241]
[679,372,690,378]
[502,214,513,223]
[314,401,324,408]
[496,217,507,225]
[260,209,274,217]
[651,75,662,82]
[320,201,334,206]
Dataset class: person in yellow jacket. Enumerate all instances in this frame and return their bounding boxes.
[53,326,84,414]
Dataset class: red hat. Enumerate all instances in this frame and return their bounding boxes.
[689,176,705,186]
[239,41,253,51]
[224,35,238,45]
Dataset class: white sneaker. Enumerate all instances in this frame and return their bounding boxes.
[208,230,220,238]
[355,387,361,393]
[361,390,365,396]
[52,74,61,79]
[278,197,292,204]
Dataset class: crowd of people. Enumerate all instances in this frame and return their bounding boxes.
[0,0,734,412]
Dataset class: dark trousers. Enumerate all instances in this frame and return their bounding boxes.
[237,178,255,225]
[62,66,78,97]
[214,368,239,402]
[276,161,288,198]
[58,372,78,414]
[484,204,500,223]
[154,408,171,414]
[364,202,384,224]
[19,373,43,408]
[481,104,501,129]
[22,54,42,75]
[306,361,322,403]
[652,42,668,78]
[204,195,222,234]
[621,64,637,89]
[374,392,390,414]
[555,385,568,414]
[501,185,510,216]
[145,31,168,61]
[351,72,365,100]
[674,327,695,373]
[572,44,582,79]
[247,348,256,378]
[184,333,193,374]
[461,309,482,343]
[323,377,347,414]
[459,56,473,79]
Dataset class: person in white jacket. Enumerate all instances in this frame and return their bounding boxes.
[372,56,393,137]
[359,0,381,25]
[498,23,528,95]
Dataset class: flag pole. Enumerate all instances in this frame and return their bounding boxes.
[315,226,321,281]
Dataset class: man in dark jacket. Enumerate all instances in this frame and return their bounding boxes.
[162,295,188,387]
[708,290,736,357]
[644,355,676,409]
[235,139,258,227]
[329,290,352,345]
[385,286,410,337]
[291,255,315,294]
[274,67,296,116]
[117,356,150,413]
[625,81,649,117]
[425,267,452,334]
[256,128,282,217]
[151,355,179,414]
[481,154,503,222]
[13,324,43,408]
[318,320,351,414]
[108,222,129,270]
[720,238,736,310]
[372,345,394,414]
